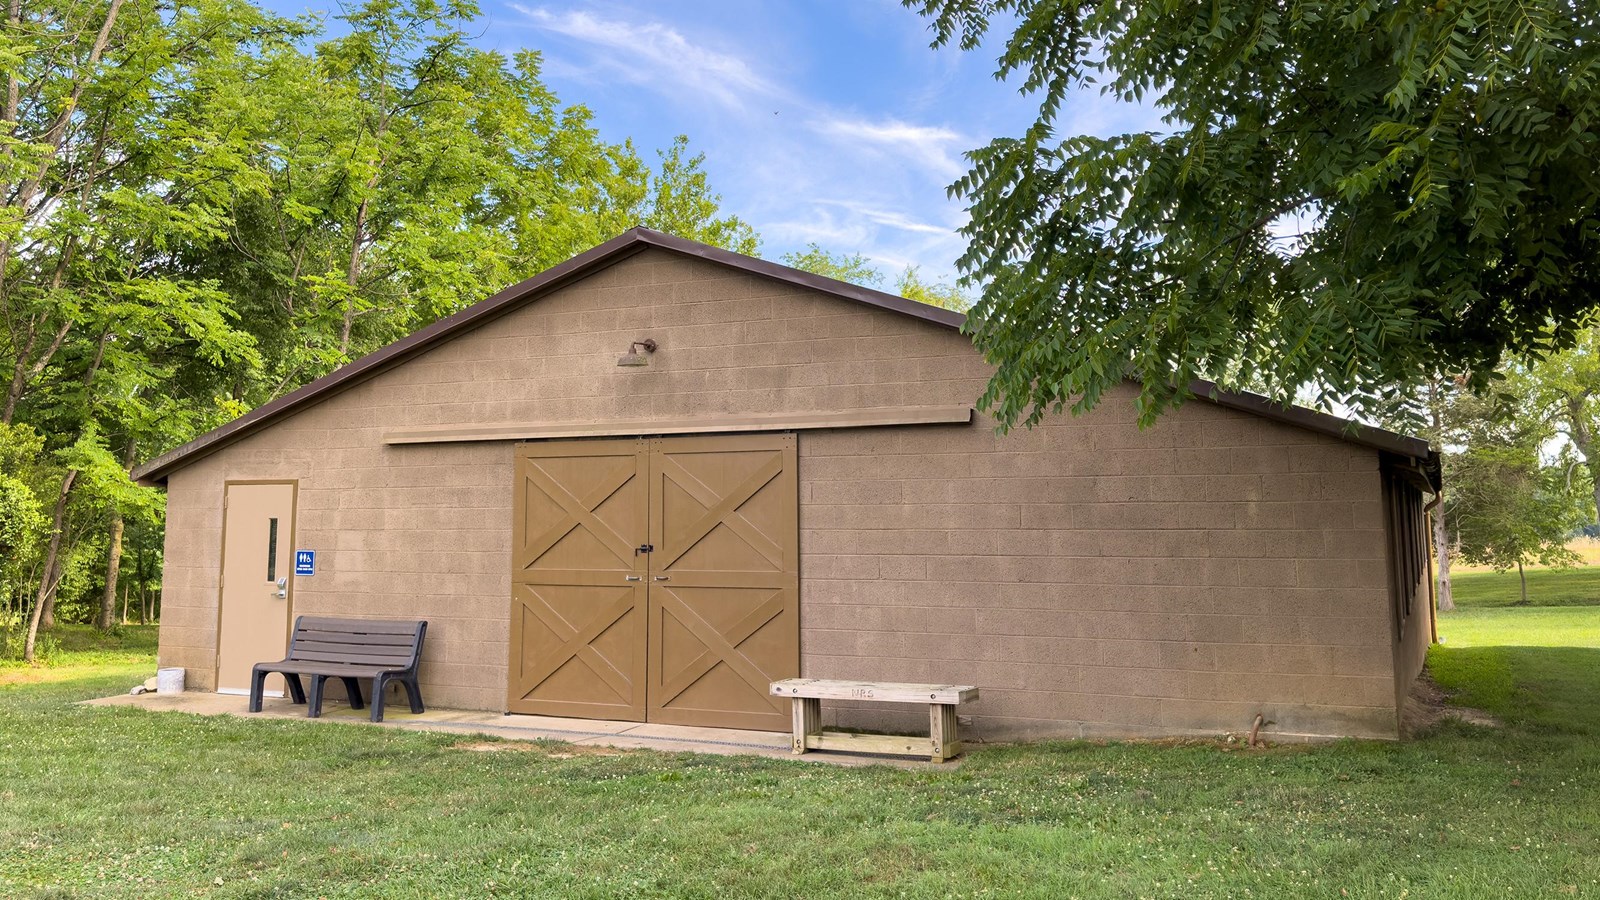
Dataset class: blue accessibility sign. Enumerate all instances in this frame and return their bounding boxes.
[294,550,315,576]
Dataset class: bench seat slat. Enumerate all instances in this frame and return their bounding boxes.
[266,661,410,677]
[770,678,978,705]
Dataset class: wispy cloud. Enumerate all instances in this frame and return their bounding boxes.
[504,4,985,283]
[512,4,779,109]
[811,117,968,179]
[817,200,954,236]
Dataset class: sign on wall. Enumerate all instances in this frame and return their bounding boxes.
[294,550,315,576]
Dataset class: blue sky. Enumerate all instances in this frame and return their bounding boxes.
[264,0,1161,284]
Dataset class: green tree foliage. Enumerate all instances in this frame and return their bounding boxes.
[896,266,970,312]
[1500,328,1600,530]
[905,0,1600,428]
[0,0,756,651]
[1447,443,1586,603]
[782,245,970,311]
[782,244,886,287]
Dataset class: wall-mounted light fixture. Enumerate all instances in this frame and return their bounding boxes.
[617,338,658,367]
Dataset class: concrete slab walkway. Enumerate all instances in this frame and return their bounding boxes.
[84,691,946,768]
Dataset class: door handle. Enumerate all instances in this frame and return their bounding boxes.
[625,575,643,582]
[274,577,288,599]
[653,576,670,582]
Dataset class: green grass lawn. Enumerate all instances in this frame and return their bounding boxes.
[1449,563,1600,607]
[2,607,1597,899]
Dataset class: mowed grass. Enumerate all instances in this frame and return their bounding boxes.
[1,605,1597,899]
[1449,563,1600,607]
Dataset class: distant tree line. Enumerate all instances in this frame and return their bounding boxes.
[0,0,761,660]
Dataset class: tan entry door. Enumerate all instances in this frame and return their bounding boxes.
[508,434,798,730]
[509,440,649,719]
[646,435,798,730]
[216,481,296,694]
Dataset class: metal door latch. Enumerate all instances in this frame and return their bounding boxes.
[625,575,643,582]
[635,544,653,555]
[274,577,288,599]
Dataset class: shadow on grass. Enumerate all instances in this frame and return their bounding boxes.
[1429,644,1600,736]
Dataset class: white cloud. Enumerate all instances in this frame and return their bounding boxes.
[504,4,978,284]
[513,4,779,109]
[816,200,953,236]
[811,116,968,179]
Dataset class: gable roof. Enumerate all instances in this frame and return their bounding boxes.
[133,227,1437,486]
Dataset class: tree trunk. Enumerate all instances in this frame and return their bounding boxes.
[97,440,136,630]
[98,510,124,630]
[1565,398,1600,530]
[1518,560,1528,605]
[24,469,77,662]
[1433,506,1454,612]
[120,579,129,625]
[1590,461,1600,534]
[338,197,370,356]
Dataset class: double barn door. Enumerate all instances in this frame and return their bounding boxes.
[509,434,798,731]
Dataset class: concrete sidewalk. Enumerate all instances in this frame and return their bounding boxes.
[84,690,945,768]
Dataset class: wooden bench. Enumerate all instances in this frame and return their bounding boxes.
[249,616,428,723]
[770,679,979,763]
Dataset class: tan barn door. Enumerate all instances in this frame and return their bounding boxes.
[216,481,296,694]
[509,440,649,719]
[646,434,799,730]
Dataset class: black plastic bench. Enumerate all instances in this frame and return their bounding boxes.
[249,616,427,723]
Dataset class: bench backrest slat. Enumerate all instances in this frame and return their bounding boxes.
[285,616,426,672]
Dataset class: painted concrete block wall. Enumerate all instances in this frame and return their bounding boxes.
[801,413,1396,741]
[1392,533,1434,716]
[156,247,1403,739]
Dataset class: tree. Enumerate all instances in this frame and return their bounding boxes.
[895,266,970,312]
[1447,443,1586,604]
[782,246,971,310]
[782,244,885,287]
[905,0,1600,429]
[636,136,759,256]
[1,0,759,647]
[1503,328,1600,530]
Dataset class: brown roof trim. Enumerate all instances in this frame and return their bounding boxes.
[1186,379,1434,459]
[133,226,1436,485]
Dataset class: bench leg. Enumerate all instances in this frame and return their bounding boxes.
[930,703,960,763]
[248,668,268,713]
[341,677,365,710]
[401,676,425,715]
[284,674,306,705]
[791,697,820,754]
[306,675,328,719]
[370,675,388,723]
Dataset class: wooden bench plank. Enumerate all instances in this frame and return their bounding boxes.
[770,678,978,705]
[803,732,935,756]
